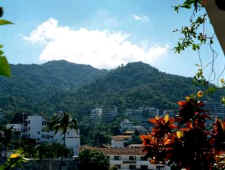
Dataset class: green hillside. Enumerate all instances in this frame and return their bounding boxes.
[0,60,220,120]
[0,60,107,114]
[55,62,200,117]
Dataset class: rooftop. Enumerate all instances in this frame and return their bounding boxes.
[80,146,145,156]
[111,135,132,141]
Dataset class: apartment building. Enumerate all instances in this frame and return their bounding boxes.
[7,114,80,156]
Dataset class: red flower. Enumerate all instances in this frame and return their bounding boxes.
[177,100,187,107]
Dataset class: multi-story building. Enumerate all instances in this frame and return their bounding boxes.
[89,107,103,121]
[7,114,80,156]
[102,107,118,123]
[80,146,171,170]
[24,115,47,140]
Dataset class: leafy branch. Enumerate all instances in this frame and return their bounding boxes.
[0,6,13,77]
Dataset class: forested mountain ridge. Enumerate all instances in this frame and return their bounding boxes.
[0,60,107,114]
[0,60,220,120]
[56,62,200,116]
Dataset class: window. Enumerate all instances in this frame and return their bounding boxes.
[140,165,148,170]
[42,121,47,126]
[114,156,120,160]
[129,165,136,169]
[129,156,136,160]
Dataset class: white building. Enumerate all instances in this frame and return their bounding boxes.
[120,119,134,132]
[111,135,132,148]
[89,107,103,120]
[6,123,23,132]
[80,146,171,170]
[25,115,47,140]
[7,114,80,156]
[53,129,80,155]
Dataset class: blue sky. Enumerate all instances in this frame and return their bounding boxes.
[0,0,224,80]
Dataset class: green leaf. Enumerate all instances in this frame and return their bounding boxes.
[0,56,11,77]
[0,50,3,56]
[0,19,13,26]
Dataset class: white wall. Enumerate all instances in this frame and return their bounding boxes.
[26,115,45,140]
[109,155,171,170]
[111,140,125,148]
[25,115,80,156]
[7,124,22,132]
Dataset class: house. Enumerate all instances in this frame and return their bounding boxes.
[80,146,171,170]
[6,123,23,132]
[120,119,134,132]
[111,135,132,148]
[120,119,148,134]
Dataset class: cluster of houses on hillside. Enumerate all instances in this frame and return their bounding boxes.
[88,101,225,124]
[2,101,225,170]
[89,106,176,124]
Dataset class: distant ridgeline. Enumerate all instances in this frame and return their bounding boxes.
[0,60,223,122]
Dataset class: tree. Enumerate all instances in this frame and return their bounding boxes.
[0,126,14,159]
[34,143,73,159]
[140,91,225,170]
[79,149,109,170]
[47,111,78,150]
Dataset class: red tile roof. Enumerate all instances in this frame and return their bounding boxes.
[111,135,132,141]
[80,146,146,156]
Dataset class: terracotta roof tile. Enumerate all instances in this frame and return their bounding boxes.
[80,146,145,156]
[111,135,132,141]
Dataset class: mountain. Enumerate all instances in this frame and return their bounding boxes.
[0,60,107,114]
[0,60,220,120]
[54,62,200,116]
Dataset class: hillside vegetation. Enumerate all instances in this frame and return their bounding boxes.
[0,60,220,120]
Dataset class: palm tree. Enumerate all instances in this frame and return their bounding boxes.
[47,112,78,170]
[47,112,78,154]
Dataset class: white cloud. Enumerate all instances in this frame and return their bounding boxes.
[24,18,168,69]
[132,15,149,23]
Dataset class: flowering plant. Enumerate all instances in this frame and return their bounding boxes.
[140,91,225,170]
